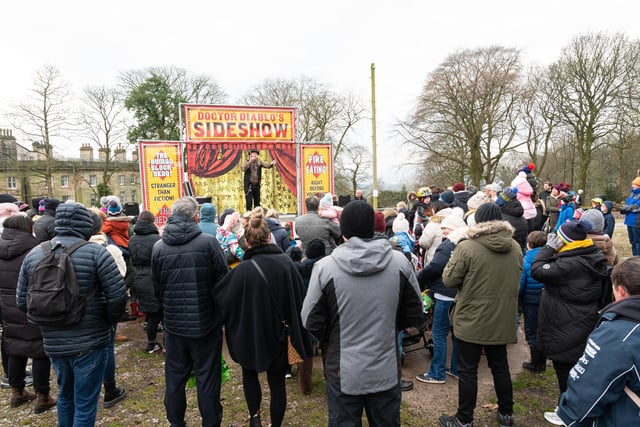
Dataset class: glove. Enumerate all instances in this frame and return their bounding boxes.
[546,233,564,251]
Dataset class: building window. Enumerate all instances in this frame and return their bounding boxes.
[120,192,126,202]
[131,190,137,202]
[62,195,70,202]
[130,175,136,185]
[119,175,125,186]
[7,176,17,189]
[89,175,97,186]
[61,175,69,188]
[90,193,97,206]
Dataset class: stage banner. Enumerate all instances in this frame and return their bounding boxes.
[300,143,333,213]
[139,140,184,230]
[183,104,295,143]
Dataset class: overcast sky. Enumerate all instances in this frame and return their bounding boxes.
[2,0,639,187]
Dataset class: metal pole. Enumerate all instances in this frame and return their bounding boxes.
[371,63,378,209]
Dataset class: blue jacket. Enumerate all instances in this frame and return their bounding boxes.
[555,203,575,232]
[622,189,640,227]
[152,214,229,338]
[390,231,415,255]
[16,202,127,357]
[519,247,543,306]
[198,203,218,236]
[558,295,640,427]
[417,226,467,298]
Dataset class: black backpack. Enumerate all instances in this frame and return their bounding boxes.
[26,240,94,327]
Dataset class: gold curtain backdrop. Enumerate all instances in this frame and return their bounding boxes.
[190,151,298,215]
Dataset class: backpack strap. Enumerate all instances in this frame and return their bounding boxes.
[58,240,96,301]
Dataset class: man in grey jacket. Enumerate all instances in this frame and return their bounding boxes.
[301,200,423,426]
[294,196,341,256]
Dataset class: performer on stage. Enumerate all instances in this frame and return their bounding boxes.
[242,149,277,211]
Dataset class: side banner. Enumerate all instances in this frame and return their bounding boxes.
[299,143,333,213]
[139,141,184,230]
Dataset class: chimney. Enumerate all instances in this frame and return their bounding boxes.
[132,149,138,162]
[114,145,126,162]
[98,147,108,161]
[32,141,46,161]
[80,143,93,161]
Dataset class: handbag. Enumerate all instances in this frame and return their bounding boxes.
[250,260,304,365]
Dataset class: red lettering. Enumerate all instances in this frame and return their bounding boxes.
[249,123,261,138]
[193,122,204,138]
[213,122,225,137]
[226,122,236,137]
[239,113,246,120]
[279,114,284,122]
[197,112,205,120]
[238,123,248,137]
[274,124,288,138]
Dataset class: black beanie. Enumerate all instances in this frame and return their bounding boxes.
[475,203,503,223]
[89,210,103,236]
[340,200,374,239]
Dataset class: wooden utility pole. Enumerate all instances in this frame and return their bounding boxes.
[371,63,378,209]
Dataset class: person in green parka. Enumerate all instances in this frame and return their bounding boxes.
[439,203,523,427]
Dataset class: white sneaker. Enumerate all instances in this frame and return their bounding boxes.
[543,407,565,425]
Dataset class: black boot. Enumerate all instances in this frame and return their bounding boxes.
[103,381,126,408]
[523,346,546,373]
[249,411,262,427]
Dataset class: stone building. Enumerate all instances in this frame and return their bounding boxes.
[0,128,140,207]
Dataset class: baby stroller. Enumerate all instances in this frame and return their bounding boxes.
[401,290,434,363]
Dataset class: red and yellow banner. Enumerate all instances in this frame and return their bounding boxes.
[138,141,184,230]
[300,144,333,212]
[183,104,295,143]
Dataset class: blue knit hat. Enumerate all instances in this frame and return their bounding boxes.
[107,199,122,216]
[558,220,592,244]
[495,187,518,207]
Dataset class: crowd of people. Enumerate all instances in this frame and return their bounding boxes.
[0,164,638,426]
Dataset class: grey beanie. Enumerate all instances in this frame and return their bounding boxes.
[580,208,605,233]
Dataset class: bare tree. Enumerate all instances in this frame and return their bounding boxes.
[546,32,640,191]
[241,76,365,161]
[7,64,73,197]
[334,143,372,196]
[520,67,558,180]
[78,85,127,196]
[399,47,525,187]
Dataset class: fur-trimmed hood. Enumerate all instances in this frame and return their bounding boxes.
[467,220,515,253]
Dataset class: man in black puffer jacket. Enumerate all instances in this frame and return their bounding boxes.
[17,202,127,426]
[151,196,229,427]
[33,198,60,242]
[496,187,528,252]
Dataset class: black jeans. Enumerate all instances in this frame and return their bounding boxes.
[326,381,401,427]
[164,329,222,427]
[455,339,513,424]
[9,355,51,392]
[146,311,162,342]
[552,360,574,402]
[241,351,288,427]
[245,182,261,211]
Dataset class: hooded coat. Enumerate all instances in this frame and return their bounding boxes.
[443,220,523,345]
[151,214,229,338]
[0,227,43,358]
[266,217,289,252]
[301,237,423,395]
[129,219,161,313]
[214,244,313,372]
[16,202,127,357]
[198,203,218,236]
[531,243,608,363]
